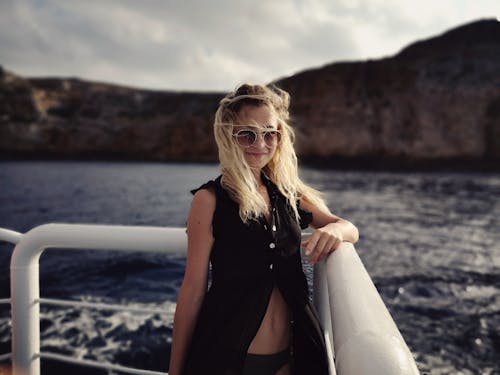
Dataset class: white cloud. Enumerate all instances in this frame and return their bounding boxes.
[0,0,498,91]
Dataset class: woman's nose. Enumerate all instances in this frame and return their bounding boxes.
[255,132,267,147]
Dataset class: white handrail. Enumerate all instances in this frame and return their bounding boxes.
[2,223,420,375]
[313,242,420,375]
[0,228,22,244]
[9,223,185,375]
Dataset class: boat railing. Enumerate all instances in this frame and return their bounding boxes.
[0,223,420,375]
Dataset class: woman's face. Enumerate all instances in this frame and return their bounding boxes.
[234,104,280,171]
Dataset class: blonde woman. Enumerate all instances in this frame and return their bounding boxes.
[168,83,359,375]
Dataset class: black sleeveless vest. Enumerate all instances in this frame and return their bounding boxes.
[182,172,329,375]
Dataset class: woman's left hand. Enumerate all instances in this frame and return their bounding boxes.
[301,223,343,264]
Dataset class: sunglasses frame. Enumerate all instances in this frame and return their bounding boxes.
[232,127,282,148]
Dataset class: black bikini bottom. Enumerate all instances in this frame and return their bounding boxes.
[242,347,291,375]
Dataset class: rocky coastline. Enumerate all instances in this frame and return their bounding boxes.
[1,19,499,171]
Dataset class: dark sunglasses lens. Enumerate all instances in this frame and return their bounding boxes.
[236,130,256,146]
[264,131,281,145]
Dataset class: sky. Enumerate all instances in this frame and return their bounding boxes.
[0,0,498,92]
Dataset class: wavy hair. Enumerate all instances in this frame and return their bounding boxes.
[213,83,329,224]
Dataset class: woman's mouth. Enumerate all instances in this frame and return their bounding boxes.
[247,151,267,156]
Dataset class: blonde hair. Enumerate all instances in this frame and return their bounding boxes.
[214,83,329,224]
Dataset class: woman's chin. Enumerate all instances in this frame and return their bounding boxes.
[247,160,269,169]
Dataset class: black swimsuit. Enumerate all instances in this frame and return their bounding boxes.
[242,347,291,375]
[182,171,329,375]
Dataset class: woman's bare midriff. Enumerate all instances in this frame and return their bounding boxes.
[247,286,292,354]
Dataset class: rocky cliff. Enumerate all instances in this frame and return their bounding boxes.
[276,18,500,169]
[1,19,499,170]
[0,68,223,161]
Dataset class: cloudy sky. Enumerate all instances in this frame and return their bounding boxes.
[0,0,498,92]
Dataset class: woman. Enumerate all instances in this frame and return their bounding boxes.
[168,83,359,375]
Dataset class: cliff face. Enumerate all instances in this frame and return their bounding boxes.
[1,19,499,168]
[0,68,223,161]
[276,19,500,165]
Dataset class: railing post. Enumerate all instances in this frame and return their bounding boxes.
[11,250,42,375]
[10,226,46,375]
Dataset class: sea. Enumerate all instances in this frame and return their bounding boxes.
[0,161,499,375]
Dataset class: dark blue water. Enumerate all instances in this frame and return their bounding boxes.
[0,161,499,374]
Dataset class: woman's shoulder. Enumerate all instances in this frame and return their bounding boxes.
[188,177,221,219]
[189,175,222,196]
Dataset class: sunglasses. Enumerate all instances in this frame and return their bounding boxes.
[232,127,282,147]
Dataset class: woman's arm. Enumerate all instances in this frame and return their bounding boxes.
[299,198,359,264]
[168,188,215,375]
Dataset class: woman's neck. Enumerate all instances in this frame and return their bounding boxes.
[251,168,264,187]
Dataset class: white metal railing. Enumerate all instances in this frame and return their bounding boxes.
[0,223,420,375]
[37,297,169,315]
[2,223,186,375]
[0,227,22,245]
[313,243,420,374]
